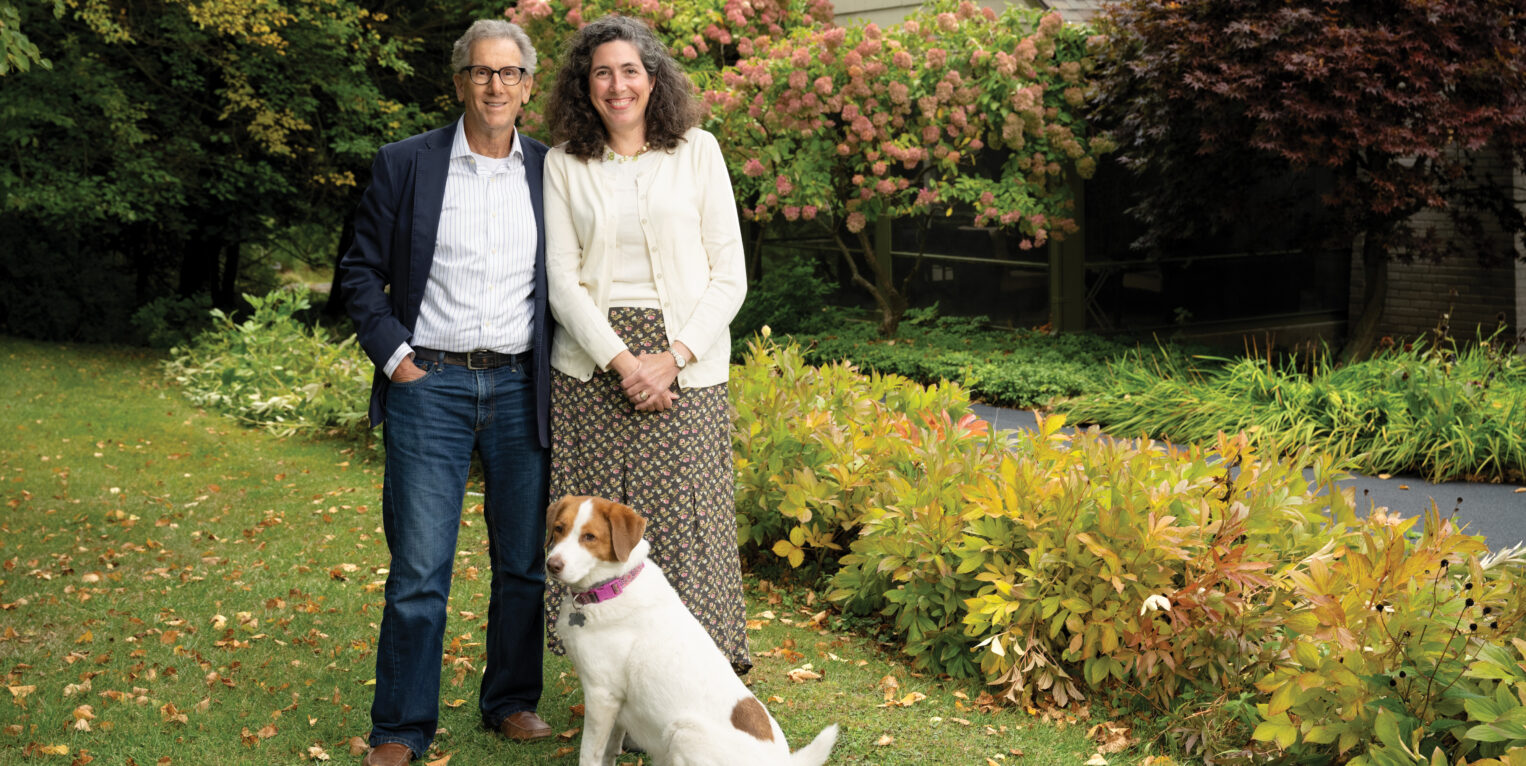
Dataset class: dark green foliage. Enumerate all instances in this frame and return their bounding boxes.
[0,0,470,340]
[131,294,215,350]
[0,233,137,343]
[783,307,1142,407]
[1062,333,1526,482]
[729,253,834,356]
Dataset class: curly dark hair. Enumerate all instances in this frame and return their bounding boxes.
[547,15,705,162]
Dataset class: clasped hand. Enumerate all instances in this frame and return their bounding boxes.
[620,351,680,412]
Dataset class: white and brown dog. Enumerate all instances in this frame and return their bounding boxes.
[546,495,839,766]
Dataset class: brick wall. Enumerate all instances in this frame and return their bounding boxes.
[1348,146,1521,346]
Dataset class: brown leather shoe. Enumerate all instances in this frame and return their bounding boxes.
[497,710,552,741]
[361,742,413,766]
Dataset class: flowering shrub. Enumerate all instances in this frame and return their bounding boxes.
[506,0,832,134]
[709,0,1112,335]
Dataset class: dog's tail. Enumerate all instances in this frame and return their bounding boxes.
[789,723,839,766]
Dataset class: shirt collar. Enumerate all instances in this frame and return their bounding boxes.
[450,117,523,162]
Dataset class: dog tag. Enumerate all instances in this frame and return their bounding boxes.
[568,612,586,627]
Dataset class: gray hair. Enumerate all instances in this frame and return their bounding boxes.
[451,19,537,74]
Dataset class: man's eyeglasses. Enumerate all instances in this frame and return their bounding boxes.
[460,65,529,86]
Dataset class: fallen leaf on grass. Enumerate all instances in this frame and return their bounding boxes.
[307,745,330,761]
[879,691,927,708]
[347,738,368,756]
[425,755,449,766]
[786,666,822,683]
[1088,720,1135,754]
[558,728,580,740]
[442,699,467,709]
[554,747,576,757]
[1085,755,1108,766]
[569,703,585,718]
[874,735,894,746]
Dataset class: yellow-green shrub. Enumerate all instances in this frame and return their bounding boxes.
[729,332,983,572]
[1253,508,1526,764]
[951,426,1342,710]
[727,333,1526,764]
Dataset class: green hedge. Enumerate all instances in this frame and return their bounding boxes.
[779,308,1143,408]
[1060,336,1526,483]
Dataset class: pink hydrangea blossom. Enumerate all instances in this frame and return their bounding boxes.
[743,158,766,177]
[846,212,867,232]
[775,175,793,195]
[801,205,818,220]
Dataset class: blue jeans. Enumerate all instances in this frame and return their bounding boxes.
[370,357,548,755]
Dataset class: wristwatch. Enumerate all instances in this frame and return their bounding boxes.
[670,349,687,370]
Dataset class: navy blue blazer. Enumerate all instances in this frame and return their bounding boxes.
[339,122,553,448]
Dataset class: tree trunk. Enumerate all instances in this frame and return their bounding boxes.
[178,233,216,298]
[216,244,240,310]
[1341,233,1388,364]
[833,226,909,337]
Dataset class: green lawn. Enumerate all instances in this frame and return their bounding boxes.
[0,337,1135,765]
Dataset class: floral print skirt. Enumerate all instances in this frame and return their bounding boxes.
[544,307,751,672]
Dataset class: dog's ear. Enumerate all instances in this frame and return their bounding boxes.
[606,502,647,562]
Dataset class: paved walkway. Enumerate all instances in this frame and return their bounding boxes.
[970,404,1526,547]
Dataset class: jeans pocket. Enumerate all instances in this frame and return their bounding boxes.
[390,359,436,388]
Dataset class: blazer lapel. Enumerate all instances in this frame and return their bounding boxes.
[410,126,453,308]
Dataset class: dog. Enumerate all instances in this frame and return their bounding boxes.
[545,495,839,766]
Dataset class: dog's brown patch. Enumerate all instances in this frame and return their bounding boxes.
[730,697,774,742]
[545,496,582,546]
[577,501,618,562]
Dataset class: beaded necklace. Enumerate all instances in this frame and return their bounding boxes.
[603,143,650,163]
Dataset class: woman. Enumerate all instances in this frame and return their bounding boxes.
[542,14,750,674]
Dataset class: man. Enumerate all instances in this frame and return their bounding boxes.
[339,19,553,766]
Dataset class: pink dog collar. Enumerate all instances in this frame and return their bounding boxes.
[573,562,644,606]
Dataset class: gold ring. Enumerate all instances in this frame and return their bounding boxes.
[638,391,649,401]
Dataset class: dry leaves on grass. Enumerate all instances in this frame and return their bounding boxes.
[786,664,823,683]
[1088,720,1135,754]
[876,674,926,708]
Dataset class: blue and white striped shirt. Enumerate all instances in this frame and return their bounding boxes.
[384,118,537,376]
